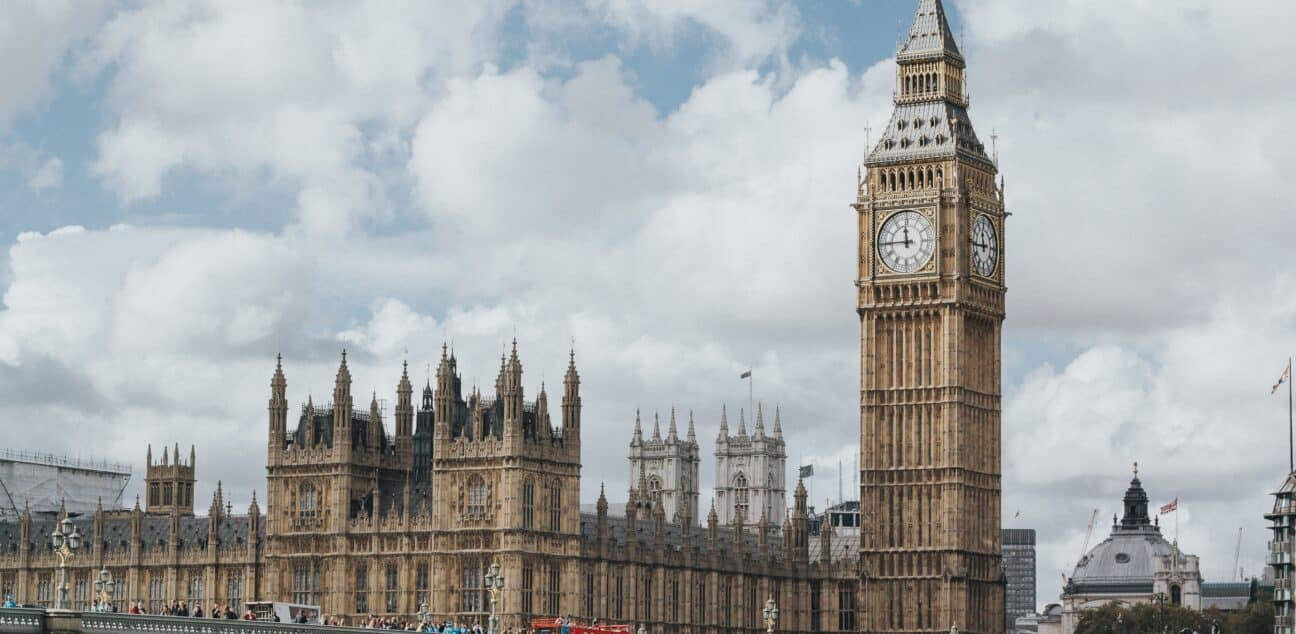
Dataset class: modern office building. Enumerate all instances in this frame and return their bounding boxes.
[1002,529,1037,633]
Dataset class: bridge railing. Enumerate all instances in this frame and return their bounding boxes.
[0,610,377,634]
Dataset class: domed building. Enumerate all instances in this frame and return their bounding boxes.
[1044,467,1202,634]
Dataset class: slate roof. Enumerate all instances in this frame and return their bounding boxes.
[0,513,262,555]
[867,101,991,168]
[897,0,963,63]
[1200,581,1254,611]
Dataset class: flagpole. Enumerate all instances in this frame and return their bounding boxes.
[1289,356,1293,473]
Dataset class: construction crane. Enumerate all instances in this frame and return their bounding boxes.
[1233,527,1244,581]
[1078,508,1100,563]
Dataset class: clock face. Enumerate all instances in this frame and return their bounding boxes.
[971,214,998,277]
[877,210,936,274]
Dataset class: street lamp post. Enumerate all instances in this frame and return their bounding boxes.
[416,602,431,630]
[92,569,115,612]
[762,597,779,634]
[1153,592,1169,634]
[484,563,504,634]
[49,517,82,611]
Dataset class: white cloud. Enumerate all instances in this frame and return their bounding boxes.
[27,157,62,192]
[0,1,111,128]
[83,1,515,231]
[1004,279,1296,608]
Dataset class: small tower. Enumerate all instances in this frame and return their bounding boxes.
[628,407,701,524]
[145,444,196,516]
[713,403,787,526]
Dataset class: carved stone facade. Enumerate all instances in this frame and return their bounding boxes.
[627,409,701,525]
[0,346,861,633]
[713,406,786,527]
[144,445,196,517]
[856,0,1006,632]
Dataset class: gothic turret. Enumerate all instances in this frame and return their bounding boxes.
[631,410,643,447]
[562,349,581,435]
[667,408,679,443]
[268,352,289,451]
[395,360,414,455]
[333,350,353,449]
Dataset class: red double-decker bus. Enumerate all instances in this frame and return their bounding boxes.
[529,617,632,634]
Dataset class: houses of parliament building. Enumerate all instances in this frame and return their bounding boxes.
[0,1,1006,632]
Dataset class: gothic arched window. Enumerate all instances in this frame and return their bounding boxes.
[521,478,535,529]
[548,479,562,532]
[466,475,488,519]
[647,476,662,504]
[733,474,749,520]
[299,482,317,519]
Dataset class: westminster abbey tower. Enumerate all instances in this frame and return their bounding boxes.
[856,0,1006,632]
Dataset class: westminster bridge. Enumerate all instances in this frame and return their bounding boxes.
[0,609,373,634]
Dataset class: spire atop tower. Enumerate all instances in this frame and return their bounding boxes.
[754,402,765,439]
[687,410,697,443]
[667,407,679,443]
[718,404,729,441]
[651,412,662,442]
[272,353,286,394]
[632,410,643,445]
[336,349,350,383]
[773,405,783,440]
[737,408,748,438]
[897,0,962,63]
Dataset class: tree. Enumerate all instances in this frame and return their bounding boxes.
[1074,602,1210,634]
[1221,601,1274,634]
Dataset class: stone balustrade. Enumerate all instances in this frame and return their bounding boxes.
[0,609,376,634]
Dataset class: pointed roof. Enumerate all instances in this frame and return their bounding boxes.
[687,410,697,444]
[632,410,643,444]
[399,359,412,393]
[651,412,662,442]
[272,353,286,391]
[667,407,679,443]
[737,408,748,438]
[754,403,765,438]
[335,349,351,385]
[897,0,962,63]
[718,404,729,440]
[564,348,579,384]
[773,405,783,440]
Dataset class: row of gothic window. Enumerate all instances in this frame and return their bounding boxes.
[878,166,944,192]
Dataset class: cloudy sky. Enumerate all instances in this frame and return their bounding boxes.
[2,0,1294,611]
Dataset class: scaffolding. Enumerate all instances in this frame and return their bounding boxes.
[0,449,131,519]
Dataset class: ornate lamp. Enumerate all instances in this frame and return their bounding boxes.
[762,597,779,634]
[50,518,82,610]
[484,563,504,634]
[92,569,115,612]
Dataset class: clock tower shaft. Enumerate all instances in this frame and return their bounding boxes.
[855,1,1006,633]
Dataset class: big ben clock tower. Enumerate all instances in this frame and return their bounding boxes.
[856,1,1005,632]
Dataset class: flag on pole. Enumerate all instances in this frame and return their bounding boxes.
[1160,497,1178,515]
[740,370,752,379]
[799,464,814,478]
[1274,360,1291,395]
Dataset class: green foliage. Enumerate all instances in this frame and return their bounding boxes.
[1073,601,1273,634]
